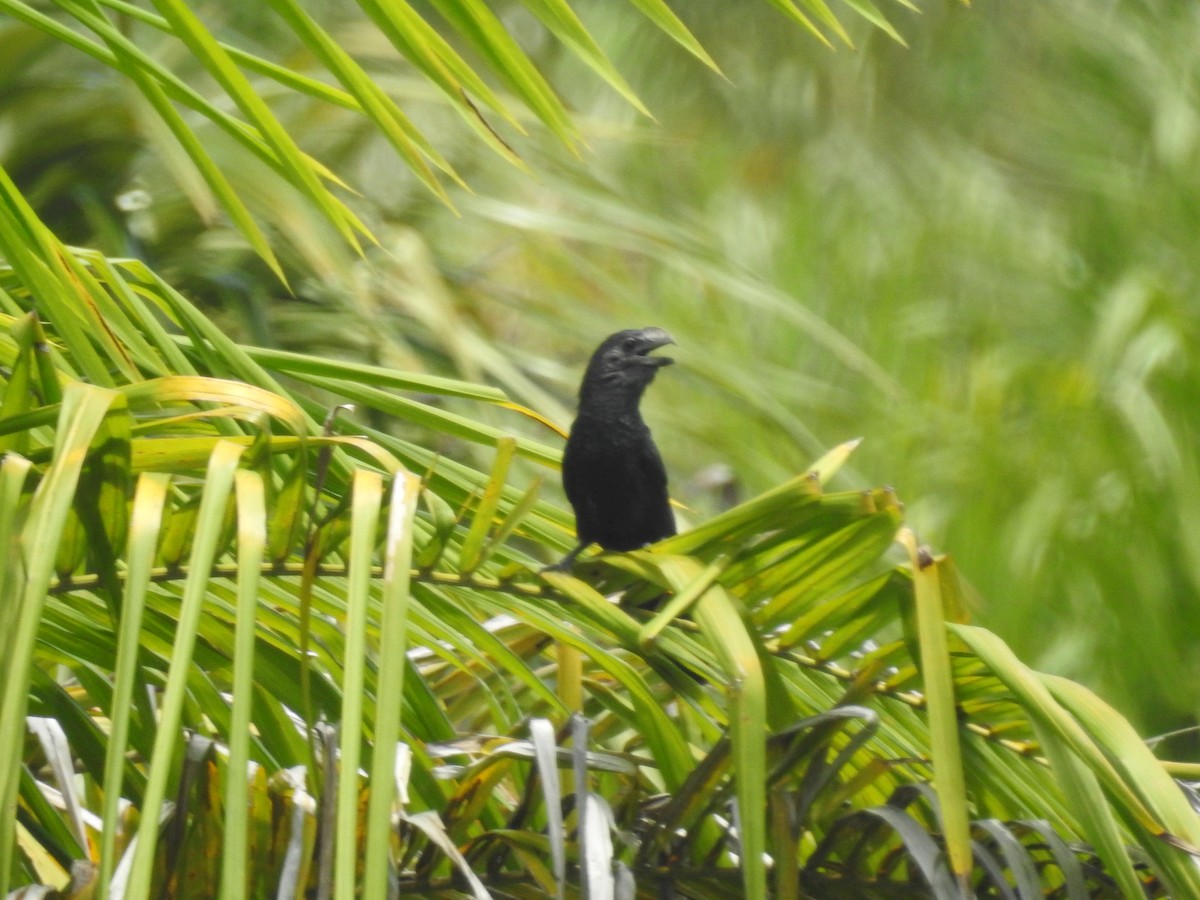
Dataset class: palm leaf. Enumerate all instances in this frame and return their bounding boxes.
[6,250,1195,895]
[2,2,1195,896]
[3,0,921,282]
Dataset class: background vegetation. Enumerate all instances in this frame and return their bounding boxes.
[9,0,1199,737]
[3,0,1200,895]
[415,0,1200,741]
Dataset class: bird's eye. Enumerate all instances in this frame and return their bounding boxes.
[622,337,638,351]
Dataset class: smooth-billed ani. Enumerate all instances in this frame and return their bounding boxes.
[557,327,676,567]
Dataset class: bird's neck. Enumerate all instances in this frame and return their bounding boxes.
[578,385,646,423]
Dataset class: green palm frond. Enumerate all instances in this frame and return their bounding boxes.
[3,237,1200,897]
[0,0,918,282]
[4,2,1198,897]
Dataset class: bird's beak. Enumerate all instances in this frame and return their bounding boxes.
[638,328,675,367]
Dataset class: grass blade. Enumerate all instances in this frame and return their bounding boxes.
[362,471,422,899]
[1045,674,1200,895]
[901,531,972,895]
[427,0,578,151]
[147,0,368,249]
[220,470,267,900]
[334,469,384,897]
[625,0,722,72]
[263,0,458,202]
[1035,725,1146,900]
[530,718,565,899]
[521,0,651,117]
[0,384,120,895]
[124,440,245,900]
[654,555,768,900]
[97,472,171,900]
[459,436,517,574]
[0,453,33,644]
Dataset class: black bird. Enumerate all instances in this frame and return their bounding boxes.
[556,327,677,568]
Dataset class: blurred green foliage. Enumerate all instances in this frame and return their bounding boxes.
[3,0,1199,746]
[435,0,1200,745]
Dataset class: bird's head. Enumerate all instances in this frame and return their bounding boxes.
[580,327,675,403]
